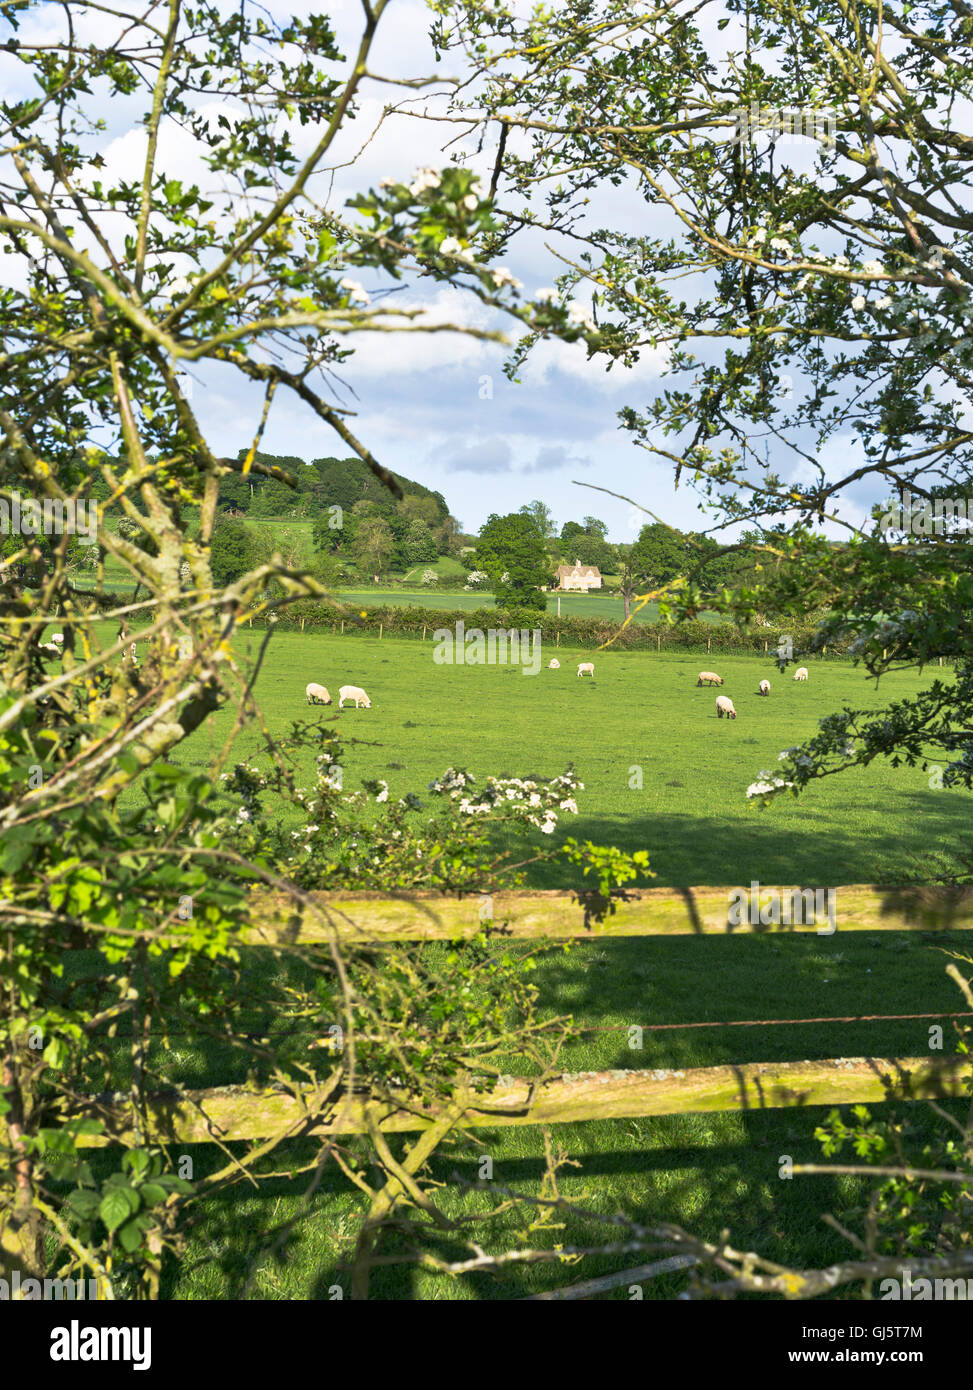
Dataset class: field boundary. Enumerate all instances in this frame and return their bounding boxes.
[241,883,973,944]
[67,1055,971,1146]
[36,885,973,1151]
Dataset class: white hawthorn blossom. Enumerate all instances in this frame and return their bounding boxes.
[535,287,557,303]
[746,776,795,800]
[566,302,597,332]
[409,166,441,195]
[338,277,369,305]
[851,295,866,311]
[491,267,522,289]
[428,767,583,831]
[439,236,463,256]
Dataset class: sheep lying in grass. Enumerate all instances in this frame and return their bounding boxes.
[577,662,594,677]
[697,671,723,686]
[759,679,770,696]
[306,682,332,705]
[794,667,809,681]
[716,695,737,719]
[339,684,371,709]
[548,659,560,670]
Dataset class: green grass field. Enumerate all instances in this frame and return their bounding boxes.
[113,630,973,1298]
[182,630,968,888]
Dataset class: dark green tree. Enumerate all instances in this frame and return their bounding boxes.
[209,519,255,586]
[628,523,694,589]
[477,512,550,610]
[403,520,438,565]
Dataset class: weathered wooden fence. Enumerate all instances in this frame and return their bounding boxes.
[63,884,973,1146]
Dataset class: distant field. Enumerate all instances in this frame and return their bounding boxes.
[175,629,968,889]
[334,588,720,624]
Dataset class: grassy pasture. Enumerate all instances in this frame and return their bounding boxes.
[87,628,973,1298]
[182,629,969,889]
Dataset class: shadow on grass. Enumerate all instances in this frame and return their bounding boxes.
[512,787,972,889]
[144,1095,966,1300]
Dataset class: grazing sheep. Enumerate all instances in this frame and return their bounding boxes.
[338,684,371,709]
[759,679,770,696]
[548,659,560,670]
[306,682,332,706]
[577,662,594,677]
[794,667,809,682]
[38,630,66,658]
[697,671,723,686]
[716,695,737,720]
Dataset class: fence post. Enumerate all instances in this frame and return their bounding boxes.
[556,631,560,647]
[422,625,426,641]
[301,618,305,632]
[940,656,943,666]
[657,634,661,653]
[341,620,344,635]
[707,637,711,653]
[379,624,383,641]
[764,640,768,653]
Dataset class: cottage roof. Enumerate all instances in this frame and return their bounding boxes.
[555,561,601,578]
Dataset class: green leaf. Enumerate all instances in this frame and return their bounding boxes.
[117,1219,144,1253]
[99,1187,135,1232]
[67,1189,101,1218]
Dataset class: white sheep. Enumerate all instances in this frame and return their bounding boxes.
[38,631,66,658]
[716,695,737,720]
[697,671,723,686]
[759,679,770,696]
[306,682,332,705]
[794,667,809,681]
[339,684,371,709]
[548,659,560,670]
[577,662,594,677]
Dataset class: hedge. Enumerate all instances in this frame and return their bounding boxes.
[251,599,853,658]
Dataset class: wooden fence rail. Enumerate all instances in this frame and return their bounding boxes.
[31,886,973,1147]
[70,1056,971,1147]
[242,884,973,945]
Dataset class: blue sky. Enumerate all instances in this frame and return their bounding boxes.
[0,0,921,542]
